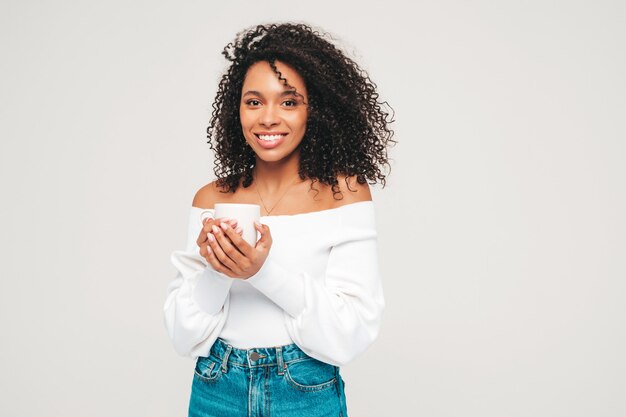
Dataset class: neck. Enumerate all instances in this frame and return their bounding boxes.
[253,153,301,194]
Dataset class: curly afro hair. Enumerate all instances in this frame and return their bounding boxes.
[207,22,396,199]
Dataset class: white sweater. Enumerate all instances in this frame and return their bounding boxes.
[163,200,385,367]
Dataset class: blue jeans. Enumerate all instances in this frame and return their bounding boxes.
[188,337,348,417]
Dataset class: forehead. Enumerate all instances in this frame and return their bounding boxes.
[242,60,307,95]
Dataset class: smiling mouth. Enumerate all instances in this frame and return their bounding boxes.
[255,133,288,141]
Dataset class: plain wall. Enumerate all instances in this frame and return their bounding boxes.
[1,0,624,416]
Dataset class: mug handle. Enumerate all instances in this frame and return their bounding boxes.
[199,209,215,224]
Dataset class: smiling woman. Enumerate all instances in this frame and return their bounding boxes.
[163,22,396,417]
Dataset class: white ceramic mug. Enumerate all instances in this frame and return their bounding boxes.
[213,203,261,247]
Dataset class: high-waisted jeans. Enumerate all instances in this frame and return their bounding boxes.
[188,337,348,417]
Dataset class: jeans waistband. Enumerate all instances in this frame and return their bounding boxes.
[208,337,311,369]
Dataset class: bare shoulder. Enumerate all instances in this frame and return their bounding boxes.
[192,180,221,209]
[330,174,373,208]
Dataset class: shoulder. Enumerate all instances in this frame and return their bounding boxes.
[192,180,221,209]
[330,175,373,208]
[330,175,377,233]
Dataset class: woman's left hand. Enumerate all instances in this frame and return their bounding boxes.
[203,217,272,280]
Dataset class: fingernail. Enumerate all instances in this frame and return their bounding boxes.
[235,226,243,234]
[207,233,215,242]
[206,245,212,253]
[211,225,220,233]
[228,219,238,226]
[254,221,261,227]
[220,222,228,231]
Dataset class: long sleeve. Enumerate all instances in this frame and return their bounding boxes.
[245,202,385,366]
[163,207,235,358]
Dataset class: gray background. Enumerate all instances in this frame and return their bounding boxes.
[1,0,625,416]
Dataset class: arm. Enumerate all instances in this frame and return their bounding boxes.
[245,202,385,366]
[163,205,235,358]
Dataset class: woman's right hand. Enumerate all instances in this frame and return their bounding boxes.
[197,216,237,265]
[196,216,273,279]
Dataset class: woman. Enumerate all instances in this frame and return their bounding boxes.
[164,22,396,417]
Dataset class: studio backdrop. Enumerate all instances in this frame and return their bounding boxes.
[1,1,624,416]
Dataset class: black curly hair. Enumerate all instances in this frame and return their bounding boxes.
[207,22,396,199]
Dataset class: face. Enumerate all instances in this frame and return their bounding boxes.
[239,60,308,163]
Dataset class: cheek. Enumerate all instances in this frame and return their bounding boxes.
[287,111,308,131]
[239,109,253,128]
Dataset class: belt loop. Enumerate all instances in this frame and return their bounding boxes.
[276,346,285,375]
[221,344,233,373]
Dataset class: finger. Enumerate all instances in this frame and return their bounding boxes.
[197,231,208,247]
[212,222,247,261]
[254,222,272,249]
[220,222,254,257]
[199,217,237,250]
[203,217,219,234]
[199,217,230,245]
[200,241,233,276]
[200,218,219,246]
[197,219,211,246]
[203,217,236,234]
[208,224,243,271]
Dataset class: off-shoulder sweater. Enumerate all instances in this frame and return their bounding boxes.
[163,200,385,367]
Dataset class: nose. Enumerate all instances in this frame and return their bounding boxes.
[259,104,280,127]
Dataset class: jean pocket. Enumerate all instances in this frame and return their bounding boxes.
[284,358,337,392]
[193,356,222,383]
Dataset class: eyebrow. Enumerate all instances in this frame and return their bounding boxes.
[242,90,301,98]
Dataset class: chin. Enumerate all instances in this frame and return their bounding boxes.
[254,152,289,163]
[253,143,300,160]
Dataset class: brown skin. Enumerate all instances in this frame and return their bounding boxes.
[240,60,308,176]
[194,60,372,280]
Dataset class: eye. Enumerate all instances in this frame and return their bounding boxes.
[245,99,261,106]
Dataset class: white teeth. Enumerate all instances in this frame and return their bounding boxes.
[257,134,285,141]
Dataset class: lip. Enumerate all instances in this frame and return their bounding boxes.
[254,132,288,149]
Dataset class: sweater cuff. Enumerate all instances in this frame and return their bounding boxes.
[192,267,234,315]
[245,258,306,318]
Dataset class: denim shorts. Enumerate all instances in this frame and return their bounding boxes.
[188,337,348,417]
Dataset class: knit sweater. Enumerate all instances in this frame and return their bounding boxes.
[163,200,385,366]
